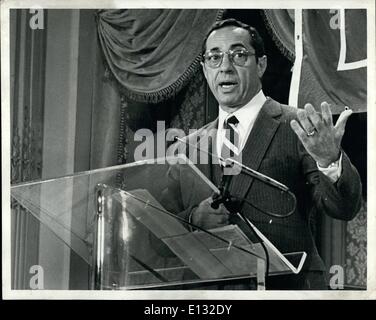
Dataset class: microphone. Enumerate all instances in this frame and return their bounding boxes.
[172,136,233,210]
[211,174,232,210]
[173,136,289,192]
[173,136,297,218]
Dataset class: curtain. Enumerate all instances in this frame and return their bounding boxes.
[263,9,367,114]
[262,9,295,62]
[97,9,224,103]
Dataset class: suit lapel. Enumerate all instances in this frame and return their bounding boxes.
[230,98,282,200]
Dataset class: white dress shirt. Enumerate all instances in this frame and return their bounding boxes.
[216,90,342,182]
[217,90,266,158]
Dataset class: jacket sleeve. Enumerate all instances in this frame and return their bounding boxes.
[299,141,362,221]
[160,163,197,225]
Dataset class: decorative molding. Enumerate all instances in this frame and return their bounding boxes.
[21,104,32,181]
[11,125,21,184]
[11,9,45,289]
[11,104,43,184]
[117,97,129,190]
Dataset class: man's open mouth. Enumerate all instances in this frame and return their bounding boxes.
[219,81,238,89]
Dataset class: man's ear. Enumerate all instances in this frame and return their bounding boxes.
[257,55,267,78]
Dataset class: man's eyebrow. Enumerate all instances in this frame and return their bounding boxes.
[229,43,247,49]
[206,46,220,52]
[207,43,247,51]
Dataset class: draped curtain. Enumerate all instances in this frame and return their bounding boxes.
[262,9,295,62]
[97,9,224,103]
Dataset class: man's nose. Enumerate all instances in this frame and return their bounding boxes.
[220,53,234,72]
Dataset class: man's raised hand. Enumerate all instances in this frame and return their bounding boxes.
[290,102,352,167]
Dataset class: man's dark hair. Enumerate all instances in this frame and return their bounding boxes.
[202,18,265,61]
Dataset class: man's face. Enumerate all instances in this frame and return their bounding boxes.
[202,26,267,111]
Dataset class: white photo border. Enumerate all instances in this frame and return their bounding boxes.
[1,0,375,300]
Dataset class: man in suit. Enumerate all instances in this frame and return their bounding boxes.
[162,18,362,290]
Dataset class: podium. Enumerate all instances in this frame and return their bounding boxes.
[10,155,306,290]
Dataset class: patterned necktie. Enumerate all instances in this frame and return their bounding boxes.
[221,115,240,165]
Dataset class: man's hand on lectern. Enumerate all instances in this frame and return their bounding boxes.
[191,197,230,230]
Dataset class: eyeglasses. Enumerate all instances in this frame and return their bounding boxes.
[203,49,255,68]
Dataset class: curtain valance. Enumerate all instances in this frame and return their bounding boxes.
[97,9,224,103]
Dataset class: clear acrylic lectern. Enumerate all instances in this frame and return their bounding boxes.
[10,155,306,290]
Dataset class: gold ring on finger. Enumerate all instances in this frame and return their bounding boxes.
[306,130,316,137]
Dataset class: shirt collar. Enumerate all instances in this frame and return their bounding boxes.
[218,90,267,129]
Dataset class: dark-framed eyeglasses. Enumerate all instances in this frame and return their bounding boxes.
[203,49,256,68]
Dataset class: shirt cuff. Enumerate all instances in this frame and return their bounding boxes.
[317,152,343,183]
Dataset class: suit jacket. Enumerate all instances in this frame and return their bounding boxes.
[161,97,362,289]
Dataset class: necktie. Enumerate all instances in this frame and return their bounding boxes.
[221,115,240,165]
